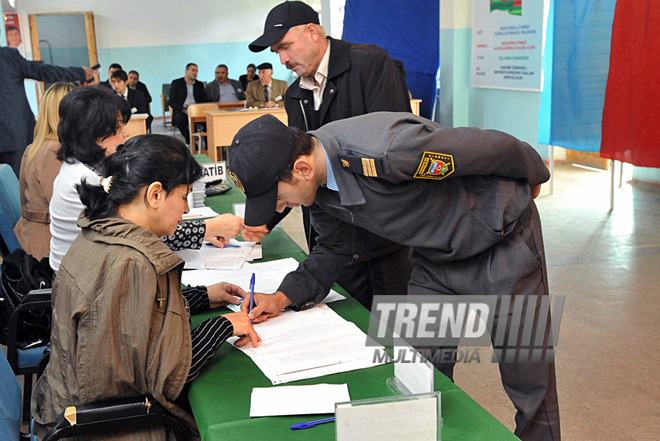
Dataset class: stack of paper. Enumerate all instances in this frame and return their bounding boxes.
[189,180,206,208]
[249,383,350,417]
[234,303,387,385]
[176,240,255,270]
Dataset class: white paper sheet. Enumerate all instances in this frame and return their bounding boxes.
[249,383,350,417]
[175,240,254,270]
[233,304,386,384]
[181,206,219,220]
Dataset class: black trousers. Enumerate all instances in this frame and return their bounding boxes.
[172,110,190,143]
[409,202,561,441]
[0,149,23,177]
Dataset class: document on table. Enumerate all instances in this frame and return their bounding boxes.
[250,383,350,417]
[181,257,345,306]
[182,206,219,220]
[176,240,255,270]
[233,303,387,385]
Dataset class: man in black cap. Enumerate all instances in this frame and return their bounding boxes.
[245,62,288,108]
[248,0,413,310]
[229,113,560,441]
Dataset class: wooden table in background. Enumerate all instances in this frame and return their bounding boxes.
[205,108,288,161]
[125,113,148,138]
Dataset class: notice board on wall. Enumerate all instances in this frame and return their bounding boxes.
[472,0,544,91]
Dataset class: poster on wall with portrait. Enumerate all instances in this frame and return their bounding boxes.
[472,0,544,91]
[4,13,26,57]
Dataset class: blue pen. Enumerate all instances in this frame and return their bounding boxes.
[249,273,255,319]
[290,417,335,430]
[205,243,241,248]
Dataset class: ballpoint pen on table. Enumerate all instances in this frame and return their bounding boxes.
[290,417,335,430]
[249,273,255,320]
[204,242,241,248]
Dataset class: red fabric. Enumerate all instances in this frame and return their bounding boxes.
[600,1,660,167]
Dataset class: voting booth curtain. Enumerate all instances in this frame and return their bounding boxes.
[600,0,660,168]
[341,0,439,119]
[537,0,617,152]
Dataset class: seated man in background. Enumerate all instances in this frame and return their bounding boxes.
[206,64,246,103]
[169,63,207,144]
[111,69,153,130]
[98,62,122,89]
[239,63,259,90]
[245,62,287,108]
[127,70,152,104]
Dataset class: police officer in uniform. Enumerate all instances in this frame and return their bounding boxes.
[228,112,560,441]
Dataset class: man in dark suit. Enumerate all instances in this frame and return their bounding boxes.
[0,46,94,176]
[206,64,245,103]
[168,63,207,144]
[127,70,152,104]
[98,63,122,90]
[110,69,153,130]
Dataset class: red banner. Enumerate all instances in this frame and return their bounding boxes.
[600,1,660,167]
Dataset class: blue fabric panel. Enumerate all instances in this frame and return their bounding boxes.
[0,352,21,441]
[17,345,47,368]
[342,0,439,118]
[538,0,616,152]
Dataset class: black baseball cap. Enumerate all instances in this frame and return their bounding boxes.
[227,115,297,226]
[249,1,320,52]
[257,62,273,70]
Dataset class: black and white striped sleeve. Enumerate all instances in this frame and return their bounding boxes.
[183,286,210,314]
[187,315,234,383]
[162,220,206,251]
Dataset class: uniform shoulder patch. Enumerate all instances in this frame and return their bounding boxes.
[413,151,455,180]
[229,171,245,193]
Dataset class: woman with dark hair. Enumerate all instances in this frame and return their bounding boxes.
[239,63,259,90]
[49,87,266,273]
[32,135,259,440]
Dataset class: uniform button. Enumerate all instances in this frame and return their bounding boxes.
[352,254,360,261]
[303,99,308,104]
[329,89,335,94]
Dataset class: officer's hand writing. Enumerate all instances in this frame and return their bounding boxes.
[241,291,292,323]
[206,282,245,308]
[530,184,542,199]
[225,312,260,348]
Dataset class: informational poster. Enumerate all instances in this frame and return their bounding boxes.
[472,0,544,91]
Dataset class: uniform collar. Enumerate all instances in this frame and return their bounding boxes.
[311,130,365,206]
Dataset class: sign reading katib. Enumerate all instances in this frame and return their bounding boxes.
[472,0,545,91]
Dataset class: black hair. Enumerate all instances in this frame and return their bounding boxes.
[56,87,131,167]
[277,129,314,183]
[109,63,122,70]
[247,63,256,70]
[128,70,139,76]
[77,135,203,221]
[216,64,228,70]
[111,69,128,82]
[6,26,19,32]
[186,63,198,70]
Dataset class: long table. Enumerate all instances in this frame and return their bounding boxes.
[187,179,518,441]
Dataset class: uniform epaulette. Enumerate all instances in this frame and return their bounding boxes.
[337,153,384,178]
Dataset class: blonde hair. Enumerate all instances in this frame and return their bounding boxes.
[26,82,76,164]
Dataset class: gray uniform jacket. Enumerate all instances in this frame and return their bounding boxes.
[0,47,85,155]
[277,112,550,308]
[205,78,246,102]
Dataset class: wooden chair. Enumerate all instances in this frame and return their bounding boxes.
[187,103,219,154]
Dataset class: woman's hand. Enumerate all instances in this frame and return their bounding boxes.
[204,214,244,244]
[241,225,270,242]
[225,312,260,348]
[206,282,246,308]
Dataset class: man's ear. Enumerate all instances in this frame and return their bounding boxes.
[294,156,314,181]
[145,181,164,209]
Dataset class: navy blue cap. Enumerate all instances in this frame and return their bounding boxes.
[249,1,320,53]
